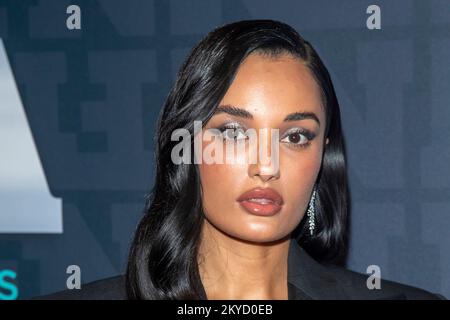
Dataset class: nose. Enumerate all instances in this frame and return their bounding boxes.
[249,166,280,182]
[247,128,280,182]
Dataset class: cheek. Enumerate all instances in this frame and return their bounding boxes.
[282,153,321,182]
[198,163,247,212]
[280,150,322,215]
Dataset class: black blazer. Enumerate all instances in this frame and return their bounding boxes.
[35,240,446,300]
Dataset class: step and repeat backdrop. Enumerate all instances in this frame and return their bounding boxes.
[0,0,449,299]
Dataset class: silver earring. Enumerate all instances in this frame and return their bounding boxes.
[307,187,317,236]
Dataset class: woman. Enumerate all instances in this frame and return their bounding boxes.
[37,19,444,300]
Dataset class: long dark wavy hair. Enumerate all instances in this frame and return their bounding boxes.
[126,19,350,299]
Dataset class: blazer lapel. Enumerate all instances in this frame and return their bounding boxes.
[287,240,350,300]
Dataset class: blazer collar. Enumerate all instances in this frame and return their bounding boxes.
[287,240,350,300]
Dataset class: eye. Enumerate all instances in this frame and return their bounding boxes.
[280,128,315,149]
[217,123,248,142]
[223,129,247,141]
[221,128,248,142]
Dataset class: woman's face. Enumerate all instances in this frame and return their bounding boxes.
[197,52,328,243]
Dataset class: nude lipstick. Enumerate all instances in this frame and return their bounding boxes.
[236,187,284,216]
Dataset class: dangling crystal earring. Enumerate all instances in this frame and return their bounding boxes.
[307,186,317,236]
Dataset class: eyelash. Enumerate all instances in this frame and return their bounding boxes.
[215,123,316,149]
[281,128,316,149]
[217,123,247,141]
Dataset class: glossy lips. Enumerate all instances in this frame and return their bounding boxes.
[236,187,284,216]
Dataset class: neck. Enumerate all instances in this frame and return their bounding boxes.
[197,219,291,300]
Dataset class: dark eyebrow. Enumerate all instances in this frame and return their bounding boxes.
[214,105,253,119]
[283,111,320,127]
[214,105,320,127]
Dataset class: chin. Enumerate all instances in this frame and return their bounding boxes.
[226,225,289,244]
